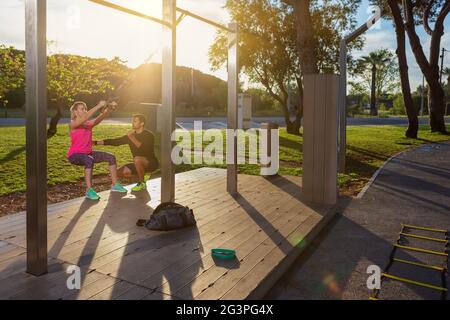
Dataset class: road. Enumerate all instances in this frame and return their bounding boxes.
[1,116,449,129]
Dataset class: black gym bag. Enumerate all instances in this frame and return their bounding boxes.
[138,202,196,231]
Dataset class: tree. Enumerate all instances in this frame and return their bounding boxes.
[209,0,362,135]
[353,49,399,116]
[401,0,449,133]
[46,54,128,137]
[370,0,421,137]
[387,0,418,138]
[0,45,25,108]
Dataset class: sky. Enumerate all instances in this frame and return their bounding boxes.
[0,0,449,91]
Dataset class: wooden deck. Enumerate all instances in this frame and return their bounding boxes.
[0,168,335,300]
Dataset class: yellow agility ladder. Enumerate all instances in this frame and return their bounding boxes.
[370,224,449,300]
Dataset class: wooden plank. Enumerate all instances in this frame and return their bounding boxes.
[113,285,154,300]
[0,245,26,264]
[194,211,318,300]
[89,280,136,300]
[109,191,298,287]
[167,204,312,299]
[3,260,69,299]
[61,273,120,300]
[151,198,307,295]
[0,169,330,301]
[221,208,335,300]
[76,177,274,270]
[92,190,286,280]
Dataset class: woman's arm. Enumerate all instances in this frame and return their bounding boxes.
[92,101,117,126]
[70,101,106,130]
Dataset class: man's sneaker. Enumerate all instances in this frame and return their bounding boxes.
[131,182,147,192]
[86,188,100,200]
[111,182,127,193]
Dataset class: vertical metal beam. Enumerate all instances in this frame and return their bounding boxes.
[25,0,47,276]
[227,23,238,194]
[337,9,385,173]
[161,0,176,202]
[338,41,347,173]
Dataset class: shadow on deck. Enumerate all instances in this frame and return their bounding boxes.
[0,168,335,300]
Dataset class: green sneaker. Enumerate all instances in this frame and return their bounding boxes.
[111,181,127,193]
[131,182,147,192]
[86,188,100,200]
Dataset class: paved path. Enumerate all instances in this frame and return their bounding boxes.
[1,117,449,128]
[266,141,450,300]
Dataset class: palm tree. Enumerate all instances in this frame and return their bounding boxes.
[359,50,392,116]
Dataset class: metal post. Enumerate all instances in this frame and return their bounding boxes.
[337,8,385,173]
[420,75,425,116]
[227,23,238,194]
[440,48,445,85]
[161,0,176,202]
[25,0,47,276]
[338,40,347,173]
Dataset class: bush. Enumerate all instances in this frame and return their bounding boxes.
[392,95,406,115]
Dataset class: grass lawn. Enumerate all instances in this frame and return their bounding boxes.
[0,124,449,197]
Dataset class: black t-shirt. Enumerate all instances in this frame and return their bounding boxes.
[103,129,158,163]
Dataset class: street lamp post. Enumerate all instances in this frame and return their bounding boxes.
[440,48,449,85]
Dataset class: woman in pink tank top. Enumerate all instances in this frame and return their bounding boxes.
[68,101,127,200]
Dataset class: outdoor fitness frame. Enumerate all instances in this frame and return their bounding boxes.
[24,0,239,275]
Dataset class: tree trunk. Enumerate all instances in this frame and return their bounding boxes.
[388,0,418,138]
[286,119,301,135]
[47,106,62,138]
[370,64,378,116]
[403,0,447,134]
[291,0,319,74]
[428,82,447,132]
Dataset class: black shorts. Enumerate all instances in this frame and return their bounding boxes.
[123,159,159,174]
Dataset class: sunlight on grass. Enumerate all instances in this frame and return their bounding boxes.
[0,124,448,196]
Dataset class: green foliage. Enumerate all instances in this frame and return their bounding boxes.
[351,49,400,98]
[246,87,281,116]
[392,94,406,115]
[209,0,363,127]
[347,104,361,117]
[47,54,128,107]
[0,45,25,103]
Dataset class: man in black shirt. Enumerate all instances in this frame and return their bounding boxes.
[95,114,159,191]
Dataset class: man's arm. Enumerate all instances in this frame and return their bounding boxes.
[95,135,129,146]
[127,131,142,148]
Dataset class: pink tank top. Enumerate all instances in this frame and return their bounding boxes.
[67,120,94,157]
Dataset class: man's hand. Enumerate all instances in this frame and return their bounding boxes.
[93,140,104,146]
[127,130,135,138]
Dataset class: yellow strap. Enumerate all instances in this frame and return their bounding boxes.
[393,258,446,272]
[401,224,448,234]
[399,232,448,243]
[382,273,448,292]
[394,244,448,257]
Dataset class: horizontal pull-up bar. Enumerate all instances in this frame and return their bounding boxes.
[89,0,171,27]
[175,7,234,33]
[89,0,236,33]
